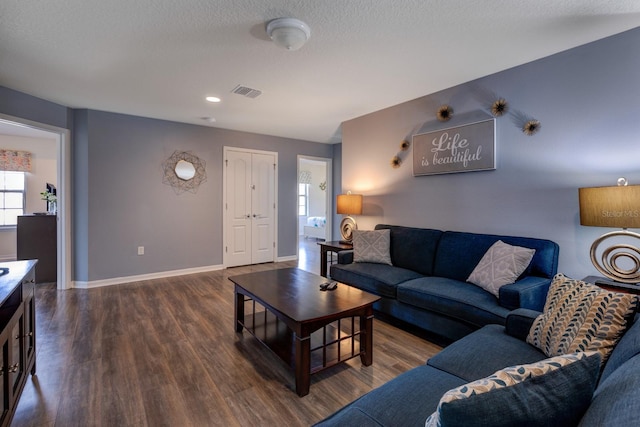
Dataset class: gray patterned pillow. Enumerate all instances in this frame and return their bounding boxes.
[353,229,392,265]
[467,240,535,297]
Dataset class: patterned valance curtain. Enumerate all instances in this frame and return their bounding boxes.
[0,150,32,172]
[299,170,312,184]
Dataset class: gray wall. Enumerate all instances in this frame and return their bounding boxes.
[73,110,89,281]
[0,89,336,282]
[74,110,333,281]
[0,86,71,129]
[341,27,640,279]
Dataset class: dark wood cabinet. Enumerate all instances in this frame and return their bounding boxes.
[0,260,36,427]
[17,215,56,283]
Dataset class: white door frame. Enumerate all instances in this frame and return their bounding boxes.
[0,113,72,290]
[223,146,278,268]
[297,155,333,247]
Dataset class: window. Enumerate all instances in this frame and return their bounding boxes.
[0,171,25,226]
[298,183,309,216]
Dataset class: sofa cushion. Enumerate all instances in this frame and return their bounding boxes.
[314,364,465,427]
[313,407,380,426]
[433,231,558,282]
[579,354,640,427]
[353,229,392,265]
[428,324,547,382]
[330,263,423,298]
[467,240,535,297]
[397,277,510,328]
[425,351,601,427]
[375,224,443,276]
[527,274,639,363]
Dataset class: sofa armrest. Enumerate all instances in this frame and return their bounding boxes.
[337,250,354,264]
[505,308,541,341]
[499,276,551,311]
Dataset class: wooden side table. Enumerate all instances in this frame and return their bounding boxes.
[318,240,353,278]
[583,275,640,295]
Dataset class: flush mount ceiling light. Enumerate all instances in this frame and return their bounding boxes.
[205,96,221,103]
[266,18,311,51]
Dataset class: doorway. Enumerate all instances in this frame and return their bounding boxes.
[297,156,332,268]
[0,114,72,290]
[223,147,278,268]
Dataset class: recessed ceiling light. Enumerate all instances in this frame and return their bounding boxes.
[205,96,221,103]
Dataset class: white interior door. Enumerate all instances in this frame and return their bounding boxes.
[224,148,276,268]
[226,150,252,267]
[251,153,275,264]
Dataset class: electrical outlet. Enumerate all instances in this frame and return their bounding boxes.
[137,246,144,255]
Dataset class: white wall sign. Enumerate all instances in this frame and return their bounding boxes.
[412,118,495,176]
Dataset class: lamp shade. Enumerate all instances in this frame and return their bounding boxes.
[579,185,640,229]
[337,194,363,215]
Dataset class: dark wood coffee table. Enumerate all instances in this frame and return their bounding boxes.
[230,268,380,396]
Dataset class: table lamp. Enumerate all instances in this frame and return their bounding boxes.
[337,192,363,244]
[578,178,640,284]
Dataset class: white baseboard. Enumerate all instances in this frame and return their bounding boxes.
[277,255,297,262]
[73,264,225,289]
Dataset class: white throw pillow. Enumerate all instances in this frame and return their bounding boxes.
[467,240,535,297]
[353,229,392,265]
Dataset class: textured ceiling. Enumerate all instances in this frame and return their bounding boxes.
[0,1,638,142]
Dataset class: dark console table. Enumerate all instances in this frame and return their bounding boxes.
[583,275,640,295]
[17,215,56,283]
[0,260,36,427]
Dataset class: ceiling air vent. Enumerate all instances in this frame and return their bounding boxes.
[231,85,262,99]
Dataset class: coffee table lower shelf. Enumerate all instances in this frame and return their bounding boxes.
[239,306,363,375]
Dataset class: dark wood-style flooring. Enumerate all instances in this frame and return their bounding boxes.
[11,239,441,426]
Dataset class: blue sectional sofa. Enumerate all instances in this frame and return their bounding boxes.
[330,224,560,342]
[316,309,640,426]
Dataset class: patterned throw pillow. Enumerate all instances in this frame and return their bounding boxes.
[425,352,601,427]
[467,240,535,297]
[353,229,392,265]
[527,274,639,363]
